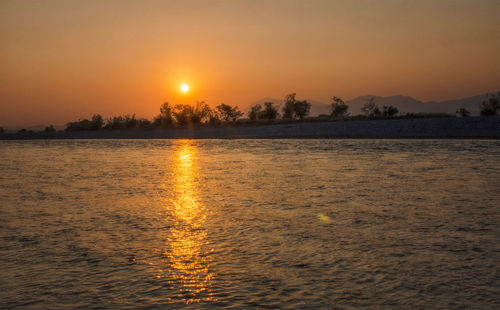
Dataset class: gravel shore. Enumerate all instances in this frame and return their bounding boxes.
[2,117,499,140]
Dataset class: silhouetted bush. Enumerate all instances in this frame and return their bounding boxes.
[249,102,279,120]
[104,117,124,130]
[171,102,212,126]
[124,115,138,128]
[91,114,104,130]
[248,104,262,120]
[382,105,399,117]
[44,125,56,132]
[480,93,499,116]
[208,114,221,125]
[69,119,92,131]
[0,127,4,134]
[151,116,162,128]
[216,103,243,122]
[330,96,349,118]
[282,94,295,119]
[137,118,152,128]
[261,102,279,120]
[103,114,137,130]
[361,97,381,117]
[456,108,470,117]
[158,102,174,127]
[172,104,192,126]
[192,101,212,124]
[66,114,104,131]
[294,100,311,120]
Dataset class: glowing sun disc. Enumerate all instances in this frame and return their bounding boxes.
[180,84,189,93]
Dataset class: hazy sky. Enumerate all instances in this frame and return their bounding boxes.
[1,0,499,126]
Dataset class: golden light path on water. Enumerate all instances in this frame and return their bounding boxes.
[159,141,214,303]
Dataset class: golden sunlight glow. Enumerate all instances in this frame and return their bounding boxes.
[180,84,189,93]
[160,141,214,303]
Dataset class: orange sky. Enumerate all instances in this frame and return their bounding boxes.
[1,0,499,126]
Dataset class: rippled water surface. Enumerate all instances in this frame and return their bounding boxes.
[1,139,499,309]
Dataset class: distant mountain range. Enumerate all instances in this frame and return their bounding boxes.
[344,94,491,116]
[251,92,498,116]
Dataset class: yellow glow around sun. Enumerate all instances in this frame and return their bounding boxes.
[180,84,189,93]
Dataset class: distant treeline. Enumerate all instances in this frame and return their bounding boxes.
[2,92,498,134]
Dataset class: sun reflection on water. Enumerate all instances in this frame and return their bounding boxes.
[161,141,214,303]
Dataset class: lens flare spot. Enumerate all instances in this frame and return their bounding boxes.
[317,213,332,223]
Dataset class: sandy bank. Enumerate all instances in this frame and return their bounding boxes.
[2,117,499,140]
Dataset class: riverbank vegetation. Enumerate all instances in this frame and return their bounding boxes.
[2,92,498,134]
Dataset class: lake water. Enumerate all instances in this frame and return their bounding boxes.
[0,139,499,309]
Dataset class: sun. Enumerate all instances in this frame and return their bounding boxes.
[180,84,189,93]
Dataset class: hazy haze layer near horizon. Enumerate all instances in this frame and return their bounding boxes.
[1,0,499,126]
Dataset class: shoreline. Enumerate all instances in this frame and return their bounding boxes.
[1,116,499,140]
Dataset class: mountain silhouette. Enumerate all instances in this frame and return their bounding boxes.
[346,95,421,114]
[250,92,497,116]
[345,94,493,115]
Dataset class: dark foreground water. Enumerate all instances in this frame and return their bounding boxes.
[0,139,499,309]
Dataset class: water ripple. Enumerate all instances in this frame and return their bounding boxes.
[0,139,499,308]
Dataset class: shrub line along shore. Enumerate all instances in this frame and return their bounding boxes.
[2,117,499,140]
[2,93,499,139]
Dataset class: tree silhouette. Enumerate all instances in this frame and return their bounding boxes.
[216,103,243,122]
[330,96,349,118]
[282,93,311,120]
[137,118,152,128]
[173,104,194,126]
[66,114,104,131]
[208,109,221,125]
[44,125,56,132]
[91,114,104,130]
[159,102,174,127]
[480,93,499,116]
[294,100,311,119]
[103,114,138,129]
[382,105,399,117]
[282,93,296,119]
[171,102,212,126]
[262,102,279,120]
[124,114,138,128]
[249,102,279,120]
[0,127,4,134]
[248,104,262,120]
[192,101,212,124]
[361,97,381,117]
